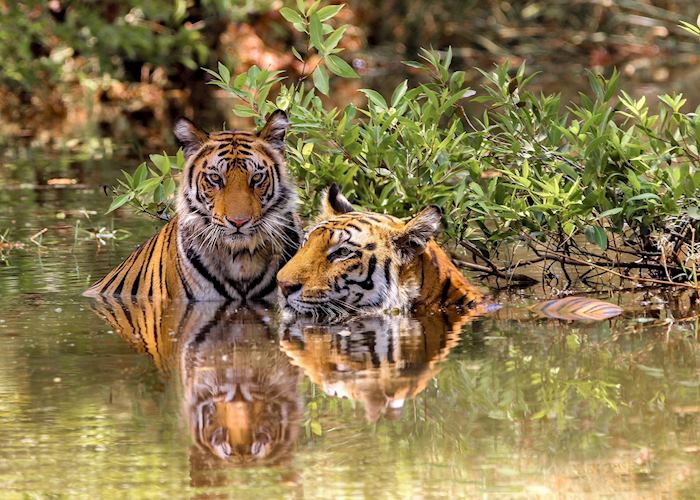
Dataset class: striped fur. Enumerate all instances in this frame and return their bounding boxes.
[280,313,473,422]
[277,184,483,318]
[91,297,302,465]
[84,110,301,302]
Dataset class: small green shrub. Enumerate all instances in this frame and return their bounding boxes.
[112,5,700,283]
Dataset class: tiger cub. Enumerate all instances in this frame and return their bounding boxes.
[276,184,484,318]
[84,110,301,302]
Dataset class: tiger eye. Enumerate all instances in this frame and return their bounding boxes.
[251,172,264,184]
[208,173,222,185]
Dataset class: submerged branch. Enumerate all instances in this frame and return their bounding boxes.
[456,231,699,291]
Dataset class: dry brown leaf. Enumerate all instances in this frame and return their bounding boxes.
[531,296,623,321]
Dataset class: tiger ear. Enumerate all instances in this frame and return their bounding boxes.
[258,109,289,152]
[321,183,354,217]
[394,206,442,264]
[173,117,208,159]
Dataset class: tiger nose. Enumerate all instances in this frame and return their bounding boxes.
[227,216,251,228]
[278,280,301,297]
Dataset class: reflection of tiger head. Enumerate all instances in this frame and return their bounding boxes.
[182,307,302,465]
[279,313,468,422]
[174,110,299,252]
[90,298,302,465]
[277,185,483,319]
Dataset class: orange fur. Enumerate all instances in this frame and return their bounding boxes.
[85,111,301,302]
[277,185,484,317]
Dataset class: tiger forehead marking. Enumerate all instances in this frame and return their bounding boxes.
[303,213,402,246]
[277,184,484,319]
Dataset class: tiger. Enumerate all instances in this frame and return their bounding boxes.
[276,184,485,318]
[279,312,472,422]
[91,297,303,466]
[84,110,302,302]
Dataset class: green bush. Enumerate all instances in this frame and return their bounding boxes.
[0,0,273,91]
[112,4,700,282]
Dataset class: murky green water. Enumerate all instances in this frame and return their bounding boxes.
[0,156,698,498]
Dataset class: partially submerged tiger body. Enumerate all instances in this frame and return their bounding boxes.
[84,110,301,302]
[277,185,484,318]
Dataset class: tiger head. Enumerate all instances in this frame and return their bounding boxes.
[182,306,302,465]
[173,110,296,252]
[276,184,442,318]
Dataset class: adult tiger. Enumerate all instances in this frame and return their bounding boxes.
[84,110,301,302]
[276,184,485,318]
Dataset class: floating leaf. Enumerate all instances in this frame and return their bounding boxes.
[47,178,77,186]
[531,297,623,321]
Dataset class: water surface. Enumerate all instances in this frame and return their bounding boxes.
[0,157,698,497]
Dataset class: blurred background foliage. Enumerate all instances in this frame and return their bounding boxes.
[1,0,699,152]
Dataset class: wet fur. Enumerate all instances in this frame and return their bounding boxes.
[277,185,483,318]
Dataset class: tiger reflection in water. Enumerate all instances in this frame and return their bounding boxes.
[91,298,302,466]
[279,312,475,422]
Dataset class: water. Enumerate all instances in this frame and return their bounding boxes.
[0,157,698,498]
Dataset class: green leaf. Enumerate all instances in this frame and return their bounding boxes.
[280,7,304,25]
[133,162,148,186]
[107,193,133,213]
[164,178,177,198]
[324,26,347,51]
[232,104,258,118]
[217,61,230,84]
[312,65,329,95]
[176,148,185,167]
[233,72,247,89]
[325,55,358,78]
[402,60,425,69]
[150,154,170,174]
[585,225,608,250]
[596,207,623,219]
[138,177,163,194]
[627,193,661,203]
[309,13,324,51]
[316,4,343,21]
[391,80,408,107]
[360,89,387,111]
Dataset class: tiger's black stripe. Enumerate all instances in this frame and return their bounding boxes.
[84,112,300,302]
[185,247,233,300]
